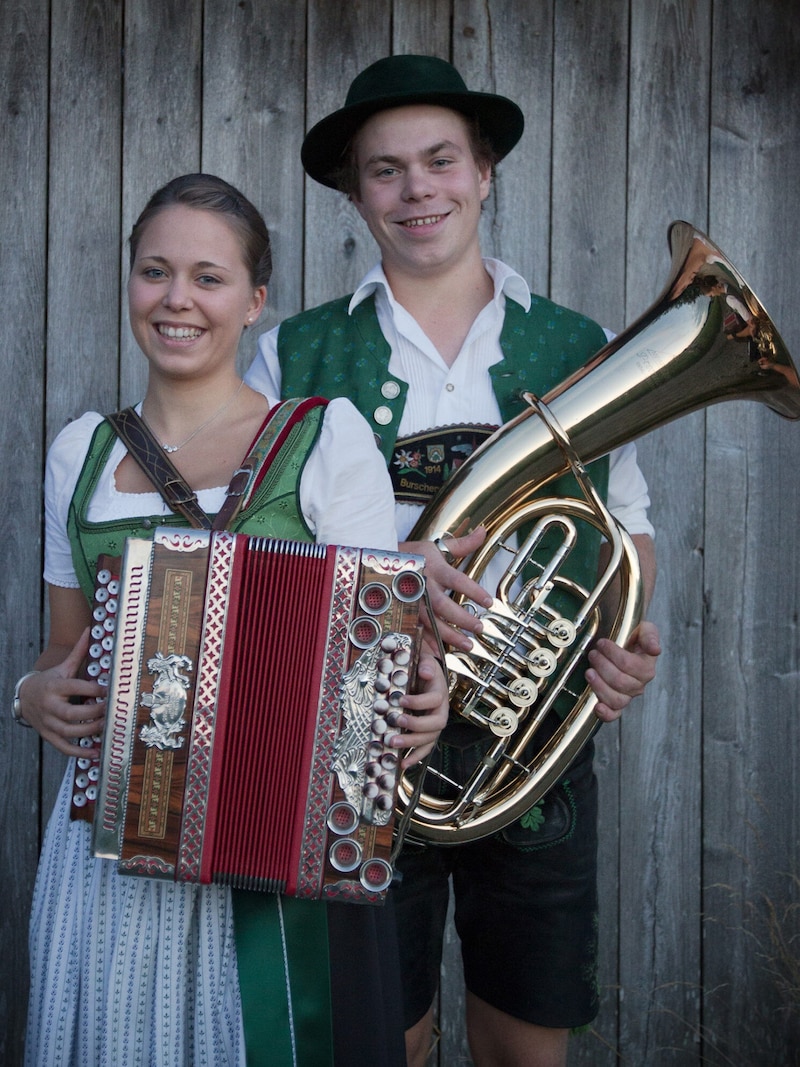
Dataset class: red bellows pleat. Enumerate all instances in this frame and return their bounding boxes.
[208,540,330,888]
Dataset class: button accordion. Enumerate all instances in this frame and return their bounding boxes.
[88,527,426,904]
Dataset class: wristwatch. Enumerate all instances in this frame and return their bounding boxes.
[11,671,39,727]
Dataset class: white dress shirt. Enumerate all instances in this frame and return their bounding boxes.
[247,258,655,543]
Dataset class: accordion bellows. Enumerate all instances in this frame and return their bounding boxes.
[91,527,425,904]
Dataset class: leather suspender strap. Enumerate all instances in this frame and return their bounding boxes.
[106,408,213,529]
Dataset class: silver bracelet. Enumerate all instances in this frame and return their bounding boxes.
[11,670,40,727]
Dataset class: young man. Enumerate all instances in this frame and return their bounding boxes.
[247,55,661,1067]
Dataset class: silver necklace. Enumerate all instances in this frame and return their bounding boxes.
[144,380,245,453]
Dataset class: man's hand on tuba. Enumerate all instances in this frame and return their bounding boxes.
[586,619,661,722]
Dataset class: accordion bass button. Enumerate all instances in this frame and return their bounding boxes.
[329,838,362,873]
[326,802,360,835]
[359,859,393,893]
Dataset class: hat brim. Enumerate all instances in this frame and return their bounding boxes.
[301,90,524,189]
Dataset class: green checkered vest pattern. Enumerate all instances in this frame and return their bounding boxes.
[276,292,610,594]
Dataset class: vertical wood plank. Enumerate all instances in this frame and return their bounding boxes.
[703,0,800,1061]
[549,4,629,1063]
[453,0,554,294]
[42,0,124,852]
[615,1,712,1062]
[303,0,392,307]
[551,0,628,330]
[0,3,49,1060]
[120,0,202,405]
[203,0,307,369]
[393,0,451,56]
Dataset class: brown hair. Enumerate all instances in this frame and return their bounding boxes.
[128,174,272,287]
[330,111,498,198]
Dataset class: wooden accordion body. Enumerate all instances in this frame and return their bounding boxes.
[91,527,426,905]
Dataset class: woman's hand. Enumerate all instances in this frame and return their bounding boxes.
[18,629,106,756]
[389,651,450,768]
[401,527,492,652]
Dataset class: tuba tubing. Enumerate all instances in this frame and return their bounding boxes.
[398,221,800,844]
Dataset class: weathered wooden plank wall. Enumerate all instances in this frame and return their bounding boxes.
[2,2,798,1064]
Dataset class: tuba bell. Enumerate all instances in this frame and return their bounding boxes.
[397,221,800,844]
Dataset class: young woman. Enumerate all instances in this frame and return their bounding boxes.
[16,174,446,1066]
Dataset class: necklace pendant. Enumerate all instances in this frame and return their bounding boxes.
[162,444,179,454]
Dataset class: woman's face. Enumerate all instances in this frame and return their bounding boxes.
[127,204,266,381]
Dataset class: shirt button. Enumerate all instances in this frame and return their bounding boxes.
[373,406,393,426]
[381,380,401,399]
[445,383,455,392]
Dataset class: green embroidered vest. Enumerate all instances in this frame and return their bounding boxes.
[67,405,325,601]
[276,292,610,591]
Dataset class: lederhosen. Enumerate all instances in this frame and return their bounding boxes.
[67,403,406,1067]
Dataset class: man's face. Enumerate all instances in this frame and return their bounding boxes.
[350,104,491,282]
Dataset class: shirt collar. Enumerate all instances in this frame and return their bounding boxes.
[348,258,532,315]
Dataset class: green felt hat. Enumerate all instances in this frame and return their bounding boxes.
[301,54,525,188]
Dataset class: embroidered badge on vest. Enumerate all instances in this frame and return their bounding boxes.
[390,423,497,504]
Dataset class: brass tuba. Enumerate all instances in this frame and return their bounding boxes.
[397,221,800,843]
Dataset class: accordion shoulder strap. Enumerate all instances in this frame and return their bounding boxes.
[213,396,328,530]
[106,396,328,532]
[106,408,212,529]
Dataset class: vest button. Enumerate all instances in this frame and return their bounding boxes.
[373,406,393,425]
[381,380,401,399]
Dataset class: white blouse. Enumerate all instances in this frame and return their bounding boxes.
[44,396,398,588]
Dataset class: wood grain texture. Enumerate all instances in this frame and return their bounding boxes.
[0,3,50,1058]
[119,0,202,405]
[1,4,798,1064]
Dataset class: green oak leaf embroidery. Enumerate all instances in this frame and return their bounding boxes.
[519,802,545,832]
